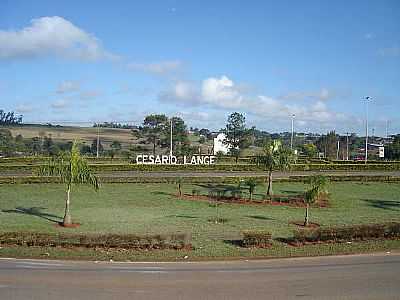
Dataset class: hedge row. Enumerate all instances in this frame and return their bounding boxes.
[1,175,399,185]
[0,176,268,185]
[2,163,400,173]
[0,231,192,250]
[288,175,400,183]
[293,222,400,244]
[0,157,129,165]
[242,230,272,248]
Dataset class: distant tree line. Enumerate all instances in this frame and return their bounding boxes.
[93,122,137,129]
[0,110,23,125]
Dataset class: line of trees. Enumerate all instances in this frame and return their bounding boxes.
[0,110,23,125]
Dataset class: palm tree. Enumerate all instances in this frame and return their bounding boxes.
[303,175,329,226]
[258,140,293,197]
[304,186,318,226]
[176,177,183,198]
[38,141,100,226]
[244,178,258,201]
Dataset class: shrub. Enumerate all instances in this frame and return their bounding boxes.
[0,232,192,250]
[242,230,272,248]
[292,222,400,244]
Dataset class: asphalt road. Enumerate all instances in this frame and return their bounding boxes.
[2,170,400,178]
[1,253,399,300]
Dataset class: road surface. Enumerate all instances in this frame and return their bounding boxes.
[0,253,399,299]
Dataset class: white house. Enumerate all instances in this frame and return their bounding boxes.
[213,133,229,155]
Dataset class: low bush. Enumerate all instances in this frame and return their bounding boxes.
[242,230,272,248]
[292,222,400,244]
[0,231,192,250]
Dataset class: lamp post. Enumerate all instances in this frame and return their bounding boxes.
[364,96,372,164]
[290,114,295,151]
[170,118,173,157]
[96,123,100,158]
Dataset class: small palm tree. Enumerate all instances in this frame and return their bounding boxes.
[38,141,100,226]
[176,177,183,198]
[304,186,318,226]
[303,175,329,226]
[258,140,293,197]
[244,178,258,201]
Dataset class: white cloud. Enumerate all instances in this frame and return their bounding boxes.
[127,60,183,75]
[51,99,68,109]
[201,76,244,107]
[159,75,351,127]
[0,16,117,61]
[56,80,80,94]
[159,80,200,105]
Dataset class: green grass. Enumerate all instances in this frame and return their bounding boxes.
[1,182,399,261]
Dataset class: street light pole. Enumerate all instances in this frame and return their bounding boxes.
[170,118,173,157]
[96,123,100,159]
[364,96,371,164]
[290,114,295,151]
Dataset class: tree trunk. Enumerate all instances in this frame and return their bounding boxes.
[178,183,182,198]
[267,170,273,196]
[304,204,309,227]
[63,186,72,225]
[249,190,252,201]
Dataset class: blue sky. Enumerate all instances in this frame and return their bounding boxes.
[1,0,399,134]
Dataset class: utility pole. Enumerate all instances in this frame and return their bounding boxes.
[170,118,173,157]
[336,140,340,160]
[290,114,295,151]
[96,123,100,158]
[364,96,372,164]
[346,132,349,161]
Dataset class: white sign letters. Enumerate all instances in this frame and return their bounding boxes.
[136,155,216,165]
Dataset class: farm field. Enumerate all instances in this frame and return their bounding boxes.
[4,125,136,149]
[0,182,399,261]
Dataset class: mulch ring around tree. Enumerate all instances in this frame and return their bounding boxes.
[179,194,329,208]
[289,221,321,228]
[55,222,81,228]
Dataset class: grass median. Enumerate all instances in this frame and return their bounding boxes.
[0,182,399,261]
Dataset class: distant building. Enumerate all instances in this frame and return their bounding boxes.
[213,133,229,155]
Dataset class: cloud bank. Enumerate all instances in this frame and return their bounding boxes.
[0,16,117,61]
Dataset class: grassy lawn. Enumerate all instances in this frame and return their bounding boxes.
[1,182,399,261]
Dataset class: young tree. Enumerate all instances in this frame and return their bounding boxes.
[176,177,183,198]
[303,175,329,226]
[302,143,318,159]
[303,186,318,227]
[109,140,122,158]
[222,112,251,163]
[38,141,100,226]
[258,140,293,197]
[143,114,168,156]
[244,178,258,201]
